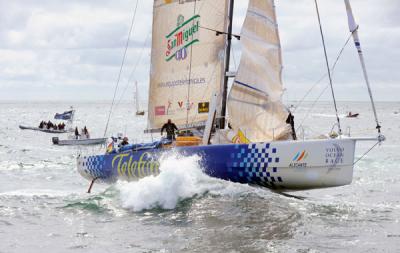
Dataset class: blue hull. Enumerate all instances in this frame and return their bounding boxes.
[77,139,357,190]
[78,143,284,188]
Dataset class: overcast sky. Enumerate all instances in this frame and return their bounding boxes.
[0,0,398,102]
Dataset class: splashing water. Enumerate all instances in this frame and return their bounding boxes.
[117,154,216,211]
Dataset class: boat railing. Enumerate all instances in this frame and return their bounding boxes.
[347,126,351,137]
[298,126,305,141]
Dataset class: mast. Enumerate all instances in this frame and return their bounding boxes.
[220,0,234,129]
[344,0,381,134]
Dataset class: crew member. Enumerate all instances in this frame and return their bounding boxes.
[74,127,80,139]
[83,126,90,139]
[161,119,178,140]
[286,112,297,140]
[119,137,129,147]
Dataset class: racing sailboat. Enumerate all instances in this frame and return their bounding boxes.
[78,0,384,192]
[134,81,145,116]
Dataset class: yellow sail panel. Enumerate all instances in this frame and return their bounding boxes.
[227,0,291,142]
[148,0,229,130]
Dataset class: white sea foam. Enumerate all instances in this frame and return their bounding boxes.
[116,153,278,212]
[118,153,218,211]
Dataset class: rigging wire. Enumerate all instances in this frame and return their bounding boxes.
[353,141,380,165]
[295,33,353,130]
[314,0,342,136]
[231,43,237,70]
[115,32,151,107]
[293,33,352,113]
[103,0,139,137]
[185,0,198,126]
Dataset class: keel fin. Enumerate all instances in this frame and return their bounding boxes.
[87,177,99,194]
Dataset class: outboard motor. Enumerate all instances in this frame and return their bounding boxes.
[52,137,59,145]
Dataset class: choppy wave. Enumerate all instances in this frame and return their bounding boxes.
[1,101,399,252]
[117,153,221,212]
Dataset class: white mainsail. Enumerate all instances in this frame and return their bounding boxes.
[226,0,291,142]
[148,0,229,130]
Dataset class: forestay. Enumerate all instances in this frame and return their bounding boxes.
[227,0,291,142]
[148,0,229,130]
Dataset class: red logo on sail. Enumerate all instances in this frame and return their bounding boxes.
[155,106,166,116]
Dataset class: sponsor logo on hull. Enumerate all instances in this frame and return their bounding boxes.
[289,150,308,168]
[325,144,344,165]
[112,152,160,179]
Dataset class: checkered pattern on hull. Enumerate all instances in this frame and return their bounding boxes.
[227,143,282,188]
[78,155,111,182]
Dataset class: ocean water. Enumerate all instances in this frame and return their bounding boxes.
[0,101,399,253]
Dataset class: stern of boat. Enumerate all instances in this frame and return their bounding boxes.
[196,138,357,191]
[272,138,356,190]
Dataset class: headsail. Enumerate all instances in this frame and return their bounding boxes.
[147,0,229,131]
[227,0,291,142]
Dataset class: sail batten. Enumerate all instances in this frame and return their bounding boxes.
[247,9,275,26]
[226,0,291,143]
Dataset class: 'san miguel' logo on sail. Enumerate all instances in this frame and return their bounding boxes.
[289,150,308,168]
[165,14,200,62]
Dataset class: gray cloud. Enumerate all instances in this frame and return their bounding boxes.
[0,0,398,102]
